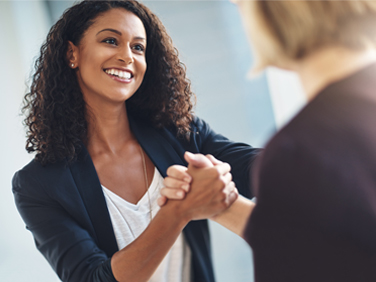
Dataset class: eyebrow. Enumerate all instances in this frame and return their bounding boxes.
[96,28,122,36]
[96,28,146,41]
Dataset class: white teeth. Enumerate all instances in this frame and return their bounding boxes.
[119,71,131,79]
[105,69,131,79]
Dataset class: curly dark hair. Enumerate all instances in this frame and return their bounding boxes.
[23,0,195,165]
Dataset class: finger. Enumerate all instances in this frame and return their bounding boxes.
[184,161,231,193]
[164,177,191,192]
[214,162,231,176]
[226,187,239,207]
[222,172,233,184]
[185,152,213,168]
[188,165,231,183]
[206,154,223,165]
[157,196,167,207]
[221,182,238,207]
[224,181,236,194]
[212,173,232,192]
[160,187,186,200]
[166,165,192,183]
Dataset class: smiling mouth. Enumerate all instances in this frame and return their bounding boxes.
[104,68,133,79]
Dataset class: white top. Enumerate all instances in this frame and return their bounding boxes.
[102,167,192,282]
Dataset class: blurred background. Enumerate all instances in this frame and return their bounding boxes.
[0,0,305,281]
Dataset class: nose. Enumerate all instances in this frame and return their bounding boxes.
[118,45,134,65]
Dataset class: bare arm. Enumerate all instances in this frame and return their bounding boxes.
[211,195,255,237]
[111,202,187,282]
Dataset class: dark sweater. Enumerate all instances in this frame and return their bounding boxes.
[246,64,376,282]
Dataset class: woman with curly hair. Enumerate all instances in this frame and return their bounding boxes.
[12,1,259,282]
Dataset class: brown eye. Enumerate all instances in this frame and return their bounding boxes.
[133,44,145,52]
[103,38,117,45]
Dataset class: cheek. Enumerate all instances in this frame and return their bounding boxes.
[137,58,147,80]
[79,45,109,70]
[81,52,100,70]
[141,61,147,78]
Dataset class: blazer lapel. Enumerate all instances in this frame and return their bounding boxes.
[69,146,119,257]
[129,117,186,176]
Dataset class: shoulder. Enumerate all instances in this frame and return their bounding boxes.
[254,92,372,208]
[156,115,220,149]
[255,97,348,198]
[190,116,210,132]
[12,158,70,198]
[163,116,212,138]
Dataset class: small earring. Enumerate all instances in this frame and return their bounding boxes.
[71,63,74,67]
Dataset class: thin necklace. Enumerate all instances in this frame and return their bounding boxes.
[139,145,153,223]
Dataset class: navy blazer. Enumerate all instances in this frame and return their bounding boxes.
[13,116,260,282]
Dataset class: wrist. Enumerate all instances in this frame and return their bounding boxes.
[160,199,192,227]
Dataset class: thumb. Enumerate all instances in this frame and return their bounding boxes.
[184,152,213,168]
[206,154,223,165]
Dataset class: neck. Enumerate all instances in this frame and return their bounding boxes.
[294,46,376,101]
[86,101,133,154]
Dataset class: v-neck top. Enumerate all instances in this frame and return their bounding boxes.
[102,167,192,282]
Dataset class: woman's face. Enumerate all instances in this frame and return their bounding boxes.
[69,8,147,106]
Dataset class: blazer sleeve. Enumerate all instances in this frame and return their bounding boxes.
[192,117,261,198]
[12,167,117,282]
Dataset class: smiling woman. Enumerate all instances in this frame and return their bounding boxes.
[12,1,260,282]
[68,9,147,105]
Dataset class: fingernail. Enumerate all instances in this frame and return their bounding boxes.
[183,177,191,183]
[182,184,189,190]
[185,151,194,159]
[177,191,184,198]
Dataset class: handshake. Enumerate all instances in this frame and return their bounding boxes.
[159,152,254,237]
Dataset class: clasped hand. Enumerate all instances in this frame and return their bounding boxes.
[158,152,238,220]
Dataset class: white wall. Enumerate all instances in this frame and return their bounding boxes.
[0,1,60,281]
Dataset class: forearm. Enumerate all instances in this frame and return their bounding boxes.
[210,195,255,238]
[111,201,189,282]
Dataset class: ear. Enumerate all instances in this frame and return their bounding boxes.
[67,41,79,69]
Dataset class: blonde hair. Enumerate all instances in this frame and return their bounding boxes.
[243,0,376,71]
